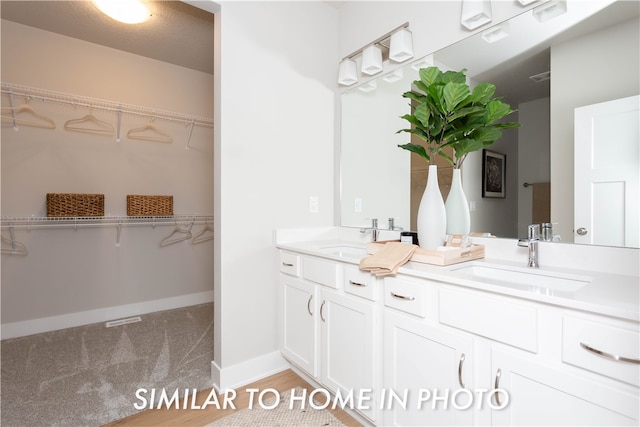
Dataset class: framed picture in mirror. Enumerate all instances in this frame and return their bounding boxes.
[482,149,506,198]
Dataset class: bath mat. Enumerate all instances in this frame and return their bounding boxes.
[206,387,346,426]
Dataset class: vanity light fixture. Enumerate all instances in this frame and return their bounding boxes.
[337,22,411,86]
[532,0,567,22]
[411,55,433,71]
[389,28,414,63]
[382,68,404,84]
[358,80,377,93]
[361,45,384,75]
[461,0,492,30]
[338,58,358,86]
[482,23,509,43]
[92,0,151,24]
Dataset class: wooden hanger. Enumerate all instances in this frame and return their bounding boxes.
[127,118,173,143]
[1,102,56,129]
[64,110,114,135]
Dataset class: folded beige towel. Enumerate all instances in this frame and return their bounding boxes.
[359,242,417,277]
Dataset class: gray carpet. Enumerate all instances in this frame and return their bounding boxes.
[1,302,214,426]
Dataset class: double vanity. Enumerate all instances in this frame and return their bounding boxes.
[275,227,639,426]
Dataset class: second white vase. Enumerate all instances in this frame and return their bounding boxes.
[417,165,447,250]
[445,168,471,235]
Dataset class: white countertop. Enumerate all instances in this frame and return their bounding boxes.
[276,237,640,323]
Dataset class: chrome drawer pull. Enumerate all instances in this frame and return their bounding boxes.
[494,369,502,406]
[282,262,294,267]
[349,280,367,287]
[390,292,415,301]
[320,300,326,322]
[307,295,313,316]
[580,342,640,364]
[458,353,466,388]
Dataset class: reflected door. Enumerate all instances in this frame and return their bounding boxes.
[574,95,639,247]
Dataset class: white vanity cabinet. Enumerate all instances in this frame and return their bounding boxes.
[277,243,639,427]
[382,276,474,426]
[490,347,639,426]
[279,251,380,424]
[437,287,639,426]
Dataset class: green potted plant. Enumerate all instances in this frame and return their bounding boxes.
[397,66,519,247]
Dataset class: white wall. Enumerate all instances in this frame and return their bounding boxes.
[551,17,639,242]
[213,1,338,386]
[518,97,550,236]
[1,20,214,336]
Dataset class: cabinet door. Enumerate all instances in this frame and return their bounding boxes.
[384,309,473,426]
[491,349,639,426]
[321,289,377,422]
[281,276,318,378]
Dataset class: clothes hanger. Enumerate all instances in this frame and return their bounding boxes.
[1,101,56,130]
[1,232,28,256]
[127,118,173,143]
[64,108,114,135]
[159,221,193,247]
[191,222,214,244]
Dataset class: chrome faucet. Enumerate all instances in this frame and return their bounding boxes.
[388,217,404,231]
[360,218,379,242]
[518,224,540,268]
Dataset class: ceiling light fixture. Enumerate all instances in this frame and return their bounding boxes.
[92,0,151,24]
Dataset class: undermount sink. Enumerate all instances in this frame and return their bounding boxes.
[319,245,368,258]
[449,262,592,294]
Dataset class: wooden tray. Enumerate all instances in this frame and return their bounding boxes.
[367,240,484,266]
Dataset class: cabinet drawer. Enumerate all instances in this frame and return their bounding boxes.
[279,251,300,276]
[384,277,427,317]
[562,315,640,386]
[439,288,538,352]
[302,256,340,288]
[343,265,376,301]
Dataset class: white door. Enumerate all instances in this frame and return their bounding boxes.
[574,95,639,247]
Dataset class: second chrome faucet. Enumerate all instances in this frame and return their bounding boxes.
[518,224,540,268]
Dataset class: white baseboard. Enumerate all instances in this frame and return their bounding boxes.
[211,351,289,392]
[1,290,214,339]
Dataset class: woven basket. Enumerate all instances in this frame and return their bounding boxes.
[127,195,173,216]
[46,193,105,217]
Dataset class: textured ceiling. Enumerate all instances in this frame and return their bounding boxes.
[0,0,214,75]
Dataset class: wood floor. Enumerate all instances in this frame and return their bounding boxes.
[106,369,363,426]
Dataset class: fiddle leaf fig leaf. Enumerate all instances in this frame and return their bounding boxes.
[398,143,430,162]
[485,100,513,123]
[470,82,496,103]
[443,83,470,113]
[397,66,520,167]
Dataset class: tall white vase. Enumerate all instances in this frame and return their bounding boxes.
[445,168,471,235]
[417,165,447,250]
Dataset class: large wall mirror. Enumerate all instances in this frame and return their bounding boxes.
[340,0,639,248]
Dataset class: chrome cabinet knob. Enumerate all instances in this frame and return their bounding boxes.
[577,227,588,236]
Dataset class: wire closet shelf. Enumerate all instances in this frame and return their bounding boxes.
[1,82,214,147]
[0,215,214,230]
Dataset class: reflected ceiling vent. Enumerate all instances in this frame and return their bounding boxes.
[529,71,550,83]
